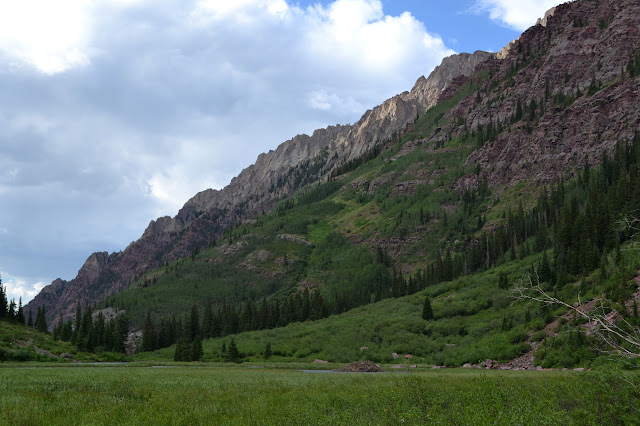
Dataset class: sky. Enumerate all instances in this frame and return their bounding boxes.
[0,0,562,304]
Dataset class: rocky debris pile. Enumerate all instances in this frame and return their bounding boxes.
[336,361,383,373]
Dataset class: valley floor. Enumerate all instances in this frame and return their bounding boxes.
[1,363,638,424]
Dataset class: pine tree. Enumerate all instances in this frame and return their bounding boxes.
[16,298,25,325]
[301,289,311,321]
[174,337,191,362]
[72,302,82,345]
[203,303,214,338]
[113,315,129,354]
[191,336,203,361]
[7,299,16,322]
[258,298,269,330]
[61,320,73,342]
[79,305,93,350]
[94,313,106,349]
[35,305,48,332]
[189,305,200,341]
[0,276,6,319]
[141,312,157,352]
[421,296,433,320]
[53,313,64,340]
[157,319,173,349]
[228,338,240,363]
[514,98,523,122]
[539,251,552,283]
[264,342,272,360]
[498,272,509,290]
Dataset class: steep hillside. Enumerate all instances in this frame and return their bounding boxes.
[27,50,493,325]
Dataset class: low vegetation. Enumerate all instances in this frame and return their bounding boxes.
[1,365,638,424]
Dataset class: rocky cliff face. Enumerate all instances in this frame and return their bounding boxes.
[458,0,640,188]
[26,48,493,326]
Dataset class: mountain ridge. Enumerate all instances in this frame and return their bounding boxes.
[26,47,494,326]
[28,0,640,335]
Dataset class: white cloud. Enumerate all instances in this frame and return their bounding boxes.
[0,0,455,304]
[1,272,46,303]
[192,0,291,23]
[306,90,364,114]
[305,2,452,77]
[0,0,93,74]
[474,0,562,31]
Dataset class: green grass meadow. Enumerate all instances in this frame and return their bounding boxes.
[1,364,638,425]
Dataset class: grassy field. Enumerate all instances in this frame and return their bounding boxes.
[1,363,638,425]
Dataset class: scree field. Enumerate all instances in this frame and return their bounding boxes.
[1,364,638,425]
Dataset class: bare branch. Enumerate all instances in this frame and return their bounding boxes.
[513,273,640,359]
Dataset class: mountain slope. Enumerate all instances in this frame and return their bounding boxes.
[29,0,640,345]
[26,50,493,326]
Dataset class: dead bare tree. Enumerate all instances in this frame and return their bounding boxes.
[513,273,640,359]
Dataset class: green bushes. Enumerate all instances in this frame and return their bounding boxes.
[0,346,36,362]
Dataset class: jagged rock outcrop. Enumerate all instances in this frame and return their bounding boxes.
[497,6,556,60]
[26,48,492,327]
[536,6,557,27]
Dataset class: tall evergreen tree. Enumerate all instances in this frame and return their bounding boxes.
[202,303,214,339]
[35,305,48,332]
[94,313,106,350]
[61,320,73,342]
[72,302,82,345]
[7,299,16,322]
[538,251,552,283]
[53,313,64,340]
[227,338,240,363]
[191,336,203,362]
[157,319,173,349]
[16,298,25,325]
[174,337,191,362]
[114,315,129,354]
[422,296,433,321]
[141,312,157,352]
[0,277,6,319]
[188,305,200,341]
[264,342,272,360]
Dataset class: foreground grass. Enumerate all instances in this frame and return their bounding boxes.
[1,365,638,425]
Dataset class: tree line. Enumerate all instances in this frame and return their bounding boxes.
[52,303,130,354]
[419,134,640,295]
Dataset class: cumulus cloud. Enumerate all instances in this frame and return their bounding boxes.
[474,0,562,31]
[306,90,364,115]
[0,0,454,303]
[0,1,93,74]
[1,272,46,303]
